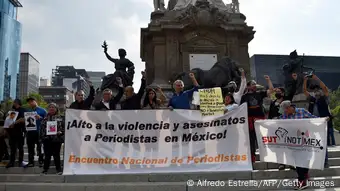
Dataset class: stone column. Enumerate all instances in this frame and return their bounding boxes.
[149,44,170,88]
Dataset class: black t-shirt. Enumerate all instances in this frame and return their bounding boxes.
[241,91,267,117]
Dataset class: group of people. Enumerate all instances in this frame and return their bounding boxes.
[0,68,336,190]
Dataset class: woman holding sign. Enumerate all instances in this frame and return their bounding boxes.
[39,103,65,175]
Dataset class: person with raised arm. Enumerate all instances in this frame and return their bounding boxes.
[69,82,95,110]
[121,71,146,110]
[303,74,333,168]
[168,73,199,110]
[142,86,167,109]
[241,75,274,164]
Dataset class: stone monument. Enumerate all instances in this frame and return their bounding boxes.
[141,0,255,92]
[282,50,315,109]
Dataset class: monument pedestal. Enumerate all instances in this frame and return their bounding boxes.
[141,2,255,90]
[292,93,309,110]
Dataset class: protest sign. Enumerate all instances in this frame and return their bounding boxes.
[24,112,37,131]
[46,121,58,135]
[198,87,224,117]
[63,103,251,175]
[255,118,327,170]
[4,111,18,128]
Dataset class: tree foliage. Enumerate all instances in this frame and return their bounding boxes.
[22,93,48,109]
[329,88,340,130]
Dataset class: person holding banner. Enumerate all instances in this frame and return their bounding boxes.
[94,77,124,110]
[69,83,95,110]
[224,93,238,113]
[226,68,246,105]
[168,73,199,110]
[25,97,47,168]
[279,100,319,190]
[142,86,167,109]
[121,71,146,110]
[40,103,64,175]
[303,74,333,168]
[6,99,27,168]
[241,75,274,163]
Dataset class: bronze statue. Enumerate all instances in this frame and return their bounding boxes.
[101,41,135,90]
[282,50,314,96]
[172,57,241,90]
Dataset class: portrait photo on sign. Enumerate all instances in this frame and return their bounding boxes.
[46,121,58,135]
[3,111,19,128]
[24,112,37,131]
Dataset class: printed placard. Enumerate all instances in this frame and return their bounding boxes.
[24,112,37,131]
[46,121,58,135]
[4,111,19,128]
[198,87,224,117]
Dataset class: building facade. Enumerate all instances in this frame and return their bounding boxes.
[87,71,105,90]
[51,66,91,96]
[40,77,50,86]
[18,53,40,99]
[0,0,22,101]
[39,86,74,113]
[250,54,340,90]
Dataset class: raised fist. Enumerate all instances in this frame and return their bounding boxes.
[264,75,270,80]
[239,68,244,73]
[189,73,195,78]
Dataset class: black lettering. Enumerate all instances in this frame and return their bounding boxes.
[239,117,246,124]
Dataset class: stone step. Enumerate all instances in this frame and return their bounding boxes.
[0,176,340,191]
[1,157,340,172]
[2,167,340,183]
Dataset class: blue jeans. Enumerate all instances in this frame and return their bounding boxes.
[325,147,328,164]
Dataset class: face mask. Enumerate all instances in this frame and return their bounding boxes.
[275,93,283,99]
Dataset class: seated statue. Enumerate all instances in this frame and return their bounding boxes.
[101,41,135,90]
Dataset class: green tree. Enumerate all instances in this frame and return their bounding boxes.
[329,88,340,130]
[0,98,14,120]
[22,93,48,109]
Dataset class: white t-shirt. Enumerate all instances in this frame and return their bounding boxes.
[233,76,247,104]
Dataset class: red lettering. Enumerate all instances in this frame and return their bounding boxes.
[262,136,278,143]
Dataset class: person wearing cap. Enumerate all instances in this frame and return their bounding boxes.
[25,97,47,167]
[225,68,246,105]
[240,75,274,164]
[69,82,95,110]
[6,99,27,168]
[40,103,64,175]
[279,100,318,190]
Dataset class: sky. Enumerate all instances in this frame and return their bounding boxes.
[17,0,340,89]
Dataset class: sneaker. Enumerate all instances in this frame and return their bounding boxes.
[40,170,48,175]
[289,166,296,170]
[19,161,28,167]
[294,180,308,190]
[278,164,285,170]
[24,163,34,168]
[56,171,62,175]
[5,163,14,168]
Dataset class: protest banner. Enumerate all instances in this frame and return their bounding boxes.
[198,87,224,117]
[63,103,251,175]
[255,118,327,170]
[24,112,37,131]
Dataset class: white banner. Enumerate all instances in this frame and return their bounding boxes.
[63,103,252,175]
[255,118,327,170]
